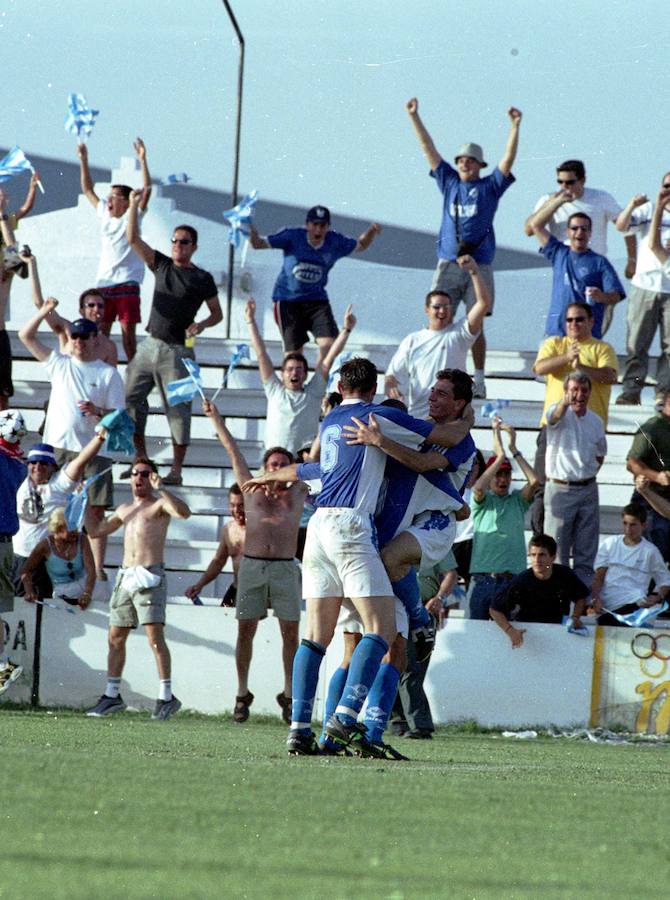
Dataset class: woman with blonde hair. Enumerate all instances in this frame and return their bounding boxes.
[21,507,95,609]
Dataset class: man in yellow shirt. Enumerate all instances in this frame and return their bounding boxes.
[530,302,617,532]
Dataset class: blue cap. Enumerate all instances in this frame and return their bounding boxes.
[27,443,57,465]
[306,205,330,224]
[71,318,98,337]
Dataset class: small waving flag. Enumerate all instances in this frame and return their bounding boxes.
[223,190,258,248]
[166,358,205,406]
[211,344,251,402]
[64,93,99,142]
[162,172,190,185]
[611,601,669,628]
[64,465,114,532]
[0,146,37,184]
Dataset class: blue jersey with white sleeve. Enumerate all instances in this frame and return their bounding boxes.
[296,399,433,515]
[267,228,357,302]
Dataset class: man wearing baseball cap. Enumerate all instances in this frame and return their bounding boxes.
[249,205,382,367]
[405,98,522,398]
[0,409,27,695]
[468,418,539,619]
[19,300,125,581]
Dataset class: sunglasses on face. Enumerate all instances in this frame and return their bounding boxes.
[171,238,193,246]
[131,470,152,478]
[566,316,586,323]
[557,178,578,185]
[71,333,92,341]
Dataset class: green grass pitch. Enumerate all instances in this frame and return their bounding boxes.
[1,709,668,899]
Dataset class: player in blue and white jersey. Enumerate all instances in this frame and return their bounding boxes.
[242,358,471,755]
[249,205,381,367]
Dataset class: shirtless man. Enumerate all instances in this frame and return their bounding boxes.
[27,252,117,365]
[86,457,191,720]
[203,399,307,724]
[184,484,245,607]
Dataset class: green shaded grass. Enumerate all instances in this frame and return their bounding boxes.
[1,710,669,899]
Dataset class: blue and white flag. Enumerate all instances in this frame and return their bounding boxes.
[481,399,511,420]
[64,93,99,142]
[0,146,35,183]
[166,357,205,406]
[211,344,251,402]
[611,601,669,628]
[222,190,258,248]
[64,466,114,532]
[327,351,352,393]
[162,172,190,185]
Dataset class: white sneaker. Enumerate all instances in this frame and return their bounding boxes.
[0,660,23,695]
[473,382,487,400]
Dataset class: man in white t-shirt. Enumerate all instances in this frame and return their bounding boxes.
[19,300,125,581]
[245,297,356,455]
[616,179,670,404]
[384,255,490,418]
[591,502,670,627]
[524,158,634,260]
[544,371,607,586]
[78,138,152,362]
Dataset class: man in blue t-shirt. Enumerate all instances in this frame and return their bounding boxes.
[406,98,521,398]
[528,207,625,338]
[249,205,381,367]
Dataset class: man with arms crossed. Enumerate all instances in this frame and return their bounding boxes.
[203,400,306,724]
[86,459,191,720]
[244,357,471,755]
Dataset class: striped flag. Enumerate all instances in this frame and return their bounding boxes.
[0,146,35,183]
[64,93,99,142]
[223,190,258,248]
[166,358,205,406]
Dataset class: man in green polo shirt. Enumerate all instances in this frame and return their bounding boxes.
[468,419,539,619]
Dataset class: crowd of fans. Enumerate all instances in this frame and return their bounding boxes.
[1,110,670,755]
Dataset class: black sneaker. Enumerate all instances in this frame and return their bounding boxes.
[152,696,182,721]
[411,616,436,662]
[287,730,321,756]
[86,694,126,717]
[355,738,410,761]
[318,740,353,757]
[325,714,368,748]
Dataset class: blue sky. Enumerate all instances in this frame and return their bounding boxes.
[2,0,668,257]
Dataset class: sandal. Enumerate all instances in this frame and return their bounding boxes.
[276,691,292,724]
[233,691,254,723]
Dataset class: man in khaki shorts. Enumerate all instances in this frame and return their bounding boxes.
[86,457,191,720]
[203,400,307,724]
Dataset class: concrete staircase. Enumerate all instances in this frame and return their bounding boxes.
[8,329,654,600]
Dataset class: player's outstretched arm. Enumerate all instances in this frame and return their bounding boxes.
[241,464,300,492]
[343,413,446,473]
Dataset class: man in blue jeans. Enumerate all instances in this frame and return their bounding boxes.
[468,419,539,619]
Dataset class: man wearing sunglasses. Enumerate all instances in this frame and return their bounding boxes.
[528,207,625,339]
[125,190,222,486]
[19,300,125,581]
[530,302,617,534]
[615,181,670,405]
[524,159,636,280]
[87,458,191,720]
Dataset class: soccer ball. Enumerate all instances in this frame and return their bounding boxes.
[0,409,27,443]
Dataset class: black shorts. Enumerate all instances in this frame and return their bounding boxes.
[274,300,338,351]
[0,329,13,399]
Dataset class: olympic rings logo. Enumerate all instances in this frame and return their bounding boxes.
[631,632,670,679]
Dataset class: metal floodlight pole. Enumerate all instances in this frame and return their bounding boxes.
[222,0,245,340]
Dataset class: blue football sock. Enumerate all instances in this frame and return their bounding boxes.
[291,639,325,734]
[335,633,389,725]
[392,570,429,629]
[364,662,401,743]
[320,665,349,743]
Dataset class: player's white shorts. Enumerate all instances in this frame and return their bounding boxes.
[302,507,393,599]
[405,513,457,575]
[338,596,409,638]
